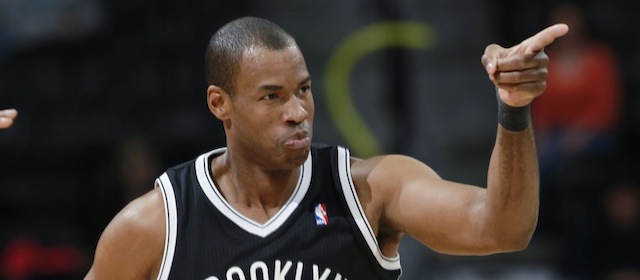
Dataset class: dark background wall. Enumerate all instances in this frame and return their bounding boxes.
[0,0,639,279]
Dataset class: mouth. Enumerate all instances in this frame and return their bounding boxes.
[283,131,311,149]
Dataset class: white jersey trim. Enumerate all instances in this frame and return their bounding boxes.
[155,173,178,280]
[195,147,313,238]
[336,146,402,271]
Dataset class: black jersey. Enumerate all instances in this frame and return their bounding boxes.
[154,144,402,280]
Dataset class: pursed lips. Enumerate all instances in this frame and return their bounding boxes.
[283,131,311,149]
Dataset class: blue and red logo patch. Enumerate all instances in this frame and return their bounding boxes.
[314,203,328,226]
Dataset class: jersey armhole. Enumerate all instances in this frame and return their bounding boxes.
[336,146,402,271]
[155,174,178,280]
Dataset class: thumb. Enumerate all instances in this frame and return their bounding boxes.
[482,44,503,75]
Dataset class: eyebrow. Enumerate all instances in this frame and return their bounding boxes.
[258,76,312,91]
[259,84,283,91]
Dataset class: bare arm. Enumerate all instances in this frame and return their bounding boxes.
[84,188,165,280]
[475,23,570,251]
[481,125,539,252]
[353,24,569,256]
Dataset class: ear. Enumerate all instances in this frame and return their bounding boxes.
[207,85,230,120]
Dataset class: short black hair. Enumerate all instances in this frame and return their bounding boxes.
[205,17,296,96]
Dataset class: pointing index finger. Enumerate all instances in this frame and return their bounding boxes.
[523,23,569,53]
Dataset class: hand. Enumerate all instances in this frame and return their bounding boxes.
[0,109,18,129]
[482,24,569,107]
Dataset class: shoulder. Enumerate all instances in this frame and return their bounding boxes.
[585,43,619,67]
[85,188,165,279]
[349,154,441,215]
[347,154,441,249]
[350,154,440,186]
[112,188,166,238]
[348,154,441,220]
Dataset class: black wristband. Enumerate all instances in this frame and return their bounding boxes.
[497,91,531,131]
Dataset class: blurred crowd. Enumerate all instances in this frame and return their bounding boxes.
[1,0,639,279]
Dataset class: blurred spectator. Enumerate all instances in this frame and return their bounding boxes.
[113,134,163,203]
[532,1,623,169]
[0,0,105,57]
[1,235,86,280]
[78,133,164,247]
[532,1,625,244]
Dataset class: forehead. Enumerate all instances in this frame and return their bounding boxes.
[236,45,309,88]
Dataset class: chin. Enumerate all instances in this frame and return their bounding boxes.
[286,147,310,166]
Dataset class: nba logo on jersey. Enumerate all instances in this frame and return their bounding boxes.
[314,203,328,226]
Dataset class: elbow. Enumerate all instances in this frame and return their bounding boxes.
[495,232,534,253]
[477,200,540,254]
[487,224,537,254]
[479,219,538,254]
[474,233,532,255]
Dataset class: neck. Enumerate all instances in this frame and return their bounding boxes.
[211,149,302,215]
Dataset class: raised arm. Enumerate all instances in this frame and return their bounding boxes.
[476,23,569,250]
[352,24,569,256]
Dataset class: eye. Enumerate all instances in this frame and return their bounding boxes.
[262,93,278,101]
[298,85,311,95]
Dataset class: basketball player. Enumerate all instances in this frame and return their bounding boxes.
[0,109,17,129]
[84,17,568,279]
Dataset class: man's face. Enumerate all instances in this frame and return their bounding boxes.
[227,45,314,170]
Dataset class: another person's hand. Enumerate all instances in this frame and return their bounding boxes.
[482,24,569,107]
[0,109,18,129]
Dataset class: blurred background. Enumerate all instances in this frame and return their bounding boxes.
[0,0,639,279]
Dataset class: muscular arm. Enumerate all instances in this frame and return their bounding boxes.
[353,24,568,256]
[84,188,165,280]
[481,125,539,251]
[354,128,537,256]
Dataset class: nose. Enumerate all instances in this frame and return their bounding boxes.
[282,96,309,125]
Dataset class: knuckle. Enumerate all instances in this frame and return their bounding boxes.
[539,69,548,80]
[513,71,522,82]
[538,81,547,92]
